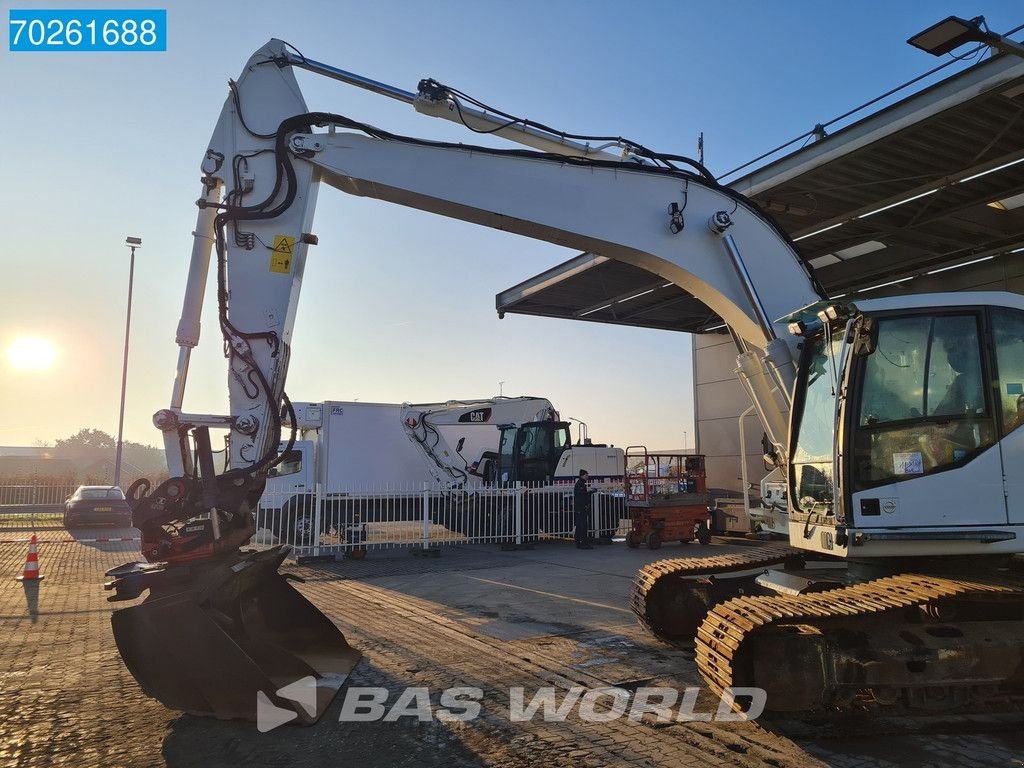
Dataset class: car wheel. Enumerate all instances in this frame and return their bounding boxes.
[293,513,315,545]
[646,531,662,550]
[273,510,315,546]
[273,495,317,546]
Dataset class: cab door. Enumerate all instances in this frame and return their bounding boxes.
[847,311,1006,527]
[496,425,518,484]
[991,307,1024,525]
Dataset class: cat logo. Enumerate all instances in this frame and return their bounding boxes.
[458,408,492,423]
[820,531,834,550]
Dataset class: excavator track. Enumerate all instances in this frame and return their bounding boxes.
[631,542,804,642]
[696,572,1024,713]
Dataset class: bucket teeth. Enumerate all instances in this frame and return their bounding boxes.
[108,546,359,723]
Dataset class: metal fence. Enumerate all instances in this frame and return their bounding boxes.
[0,485,74,529]
[0,484,76,508]
[252,481,628,557]
[0,481,630,556]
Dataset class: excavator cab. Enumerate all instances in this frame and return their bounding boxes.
[496,420,572,483]
[787,301,1024,558]
[638,302,1024,712]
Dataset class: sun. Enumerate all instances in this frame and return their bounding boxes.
[6,337,57,371]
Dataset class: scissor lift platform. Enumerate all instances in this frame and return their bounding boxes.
[624,447,711,549]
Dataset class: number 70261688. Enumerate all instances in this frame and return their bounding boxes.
[8,9,166,51]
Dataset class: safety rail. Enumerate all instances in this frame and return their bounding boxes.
[0,484,77,509]
[252,480,627,557]
[0,482,630,553]
[0,485,75,530]
[624,448,707,506]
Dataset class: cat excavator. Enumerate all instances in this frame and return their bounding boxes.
[104,40,1024,722]
[402,397,622,487]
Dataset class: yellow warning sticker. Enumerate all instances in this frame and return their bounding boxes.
[270,235,295,274]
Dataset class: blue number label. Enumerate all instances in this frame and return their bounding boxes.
[9,9,167,51]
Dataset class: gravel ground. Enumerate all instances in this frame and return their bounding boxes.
[0,532,1022,768]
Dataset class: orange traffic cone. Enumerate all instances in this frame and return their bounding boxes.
[16,534,44,582]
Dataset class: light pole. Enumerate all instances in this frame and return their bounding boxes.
[498,380,506,397]
[907,15,1024,59]
[114,236,142,488]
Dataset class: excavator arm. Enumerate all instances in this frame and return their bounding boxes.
[161,40,821,498]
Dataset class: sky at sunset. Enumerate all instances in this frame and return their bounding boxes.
[2,0,1021,454]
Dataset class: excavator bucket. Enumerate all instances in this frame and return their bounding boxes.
[105,546,359,723]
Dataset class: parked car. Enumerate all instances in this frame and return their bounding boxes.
[63,486,133,528]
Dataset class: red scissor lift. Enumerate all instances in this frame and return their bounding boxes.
[624,447,711,549]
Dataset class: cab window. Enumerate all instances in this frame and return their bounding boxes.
[271,450,303,477]
[519,425,549,459]
[852,313,995,490]
[991,308,1024,434]
[499,428,516,458]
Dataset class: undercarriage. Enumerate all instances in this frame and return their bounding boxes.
[632,546,1024,714]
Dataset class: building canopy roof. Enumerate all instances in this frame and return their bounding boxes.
[496,52,1024,333]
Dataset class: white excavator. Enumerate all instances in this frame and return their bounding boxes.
[402,396,556,485]
[400,396,558,485]
[401,396,624,543]
[104,40,1024,723]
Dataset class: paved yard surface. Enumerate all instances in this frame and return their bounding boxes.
[0,528,1022,768]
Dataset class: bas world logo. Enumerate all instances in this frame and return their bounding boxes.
[257,676,319,732]
[257,683,766,732]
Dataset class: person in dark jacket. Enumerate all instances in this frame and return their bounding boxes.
[573,470,593,549]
